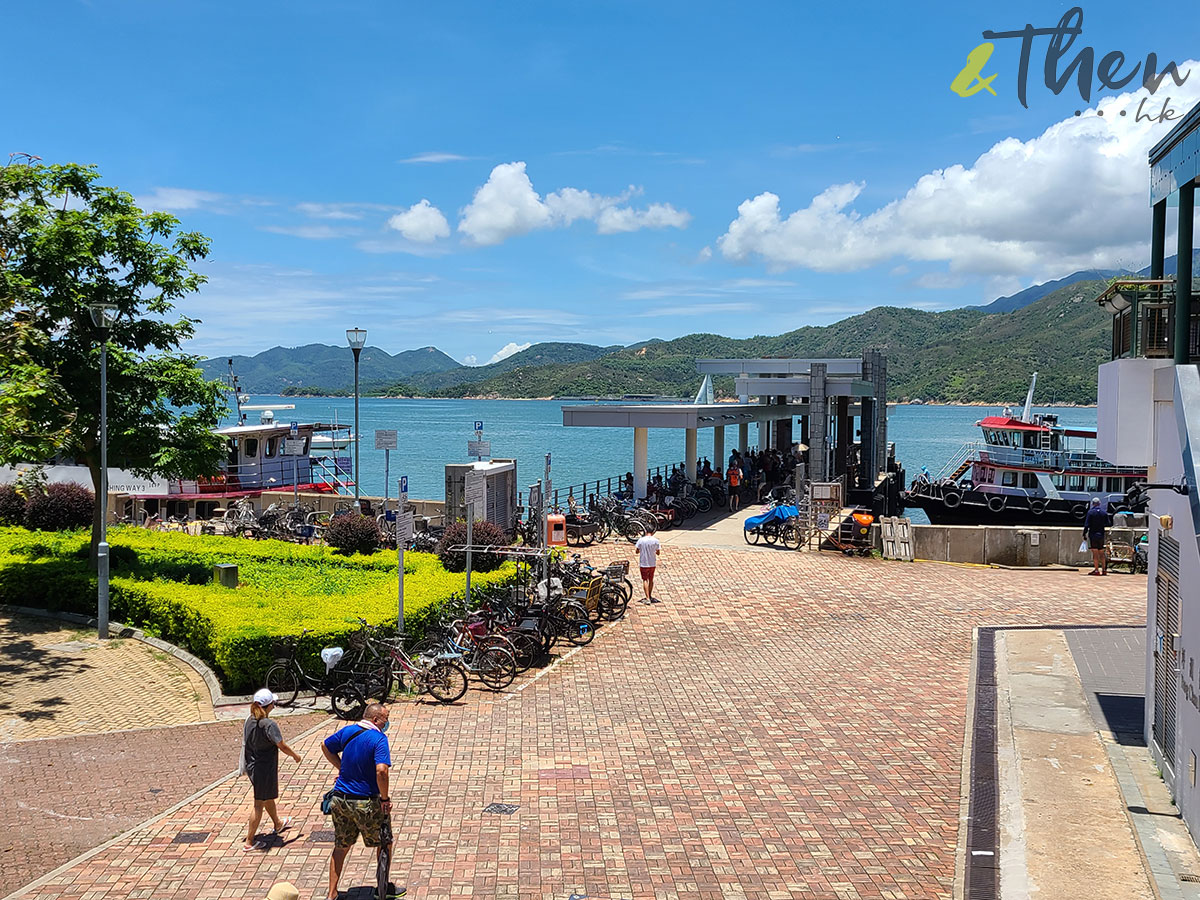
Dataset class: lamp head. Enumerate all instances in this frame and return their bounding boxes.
[89,303,118,330]
[1109,291,1131,313]
[346,328,367,351]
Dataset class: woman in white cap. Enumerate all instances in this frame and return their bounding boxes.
[242,688,302,851]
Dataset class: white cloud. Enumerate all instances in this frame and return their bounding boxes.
[388,200,451,243]
[137,187,230,212]
[488,341,532,364]
[718,64,1200,280]
[463,354,478,365]
[458,162,691,246]
[399,152,471,164]
[262,224,355,240]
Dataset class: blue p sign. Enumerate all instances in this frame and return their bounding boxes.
[400,475,408,494]
[473,420,483,431]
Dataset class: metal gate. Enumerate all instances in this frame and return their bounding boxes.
[1154,535,1181,774]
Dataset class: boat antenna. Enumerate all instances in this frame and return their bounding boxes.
[1021,372,1038,423]
[226,358,247,425]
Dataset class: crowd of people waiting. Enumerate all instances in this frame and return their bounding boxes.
[617,446,806,511]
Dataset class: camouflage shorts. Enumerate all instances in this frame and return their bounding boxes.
[330,795,391,849]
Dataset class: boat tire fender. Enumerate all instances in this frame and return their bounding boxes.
[1030,499,1046,516]
[987,495,1006,513]
[943,490,962,509]
[1071,503,1087,520]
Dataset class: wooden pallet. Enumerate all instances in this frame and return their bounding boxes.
[881,516,914,561]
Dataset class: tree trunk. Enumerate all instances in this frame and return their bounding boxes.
[88,458,103,572]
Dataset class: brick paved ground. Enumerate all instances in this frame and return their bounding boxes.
[0,613,213,741]
[7,549,1145,900]
[0,714,314,896]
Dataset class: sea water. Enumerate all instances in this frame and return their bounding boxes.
[234,398,1098,524]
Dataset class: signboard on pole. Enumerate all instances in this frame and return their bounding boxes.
[467,440,491,458]
[399,475,408,504]
[375,429,398,450]
[289,421,299,437]
[465,470,485,513]
[473,420,484,432]
[396,511,415,543]
[283,438,305,456]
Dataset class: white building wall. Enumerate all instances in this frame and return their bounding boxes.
[1144,369,1200,837]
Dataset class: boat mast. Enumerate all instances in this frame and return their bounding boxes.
[1021,372,1038,423]
[227,358,247,425]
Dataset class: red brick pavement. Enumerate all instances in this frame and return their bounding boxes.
[0,716,321,897]
[6,549,1145,900]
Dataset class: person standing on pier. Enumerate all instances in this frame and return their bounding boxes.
[635,523,661,604]
[1083,497,1110,576]
[727,461,742,513]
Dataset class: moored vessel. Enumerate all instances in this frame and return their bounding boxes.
[903,375,1147,525]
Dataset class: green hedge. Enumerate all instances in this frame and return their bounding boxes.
[0,527,517,692]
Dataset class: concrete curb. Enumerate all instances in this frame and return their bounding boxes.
[3,604,235,707]
[0,712,333,900]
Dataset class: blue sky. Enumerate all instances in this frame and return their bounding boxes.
[9,1,1200,363]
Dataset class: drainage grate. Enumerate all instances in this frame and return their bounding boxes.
[1181,874,1200,883]
[171,831,210,844]
[483,802,519,815]
[964,628,999,900]
[309,830,337,843]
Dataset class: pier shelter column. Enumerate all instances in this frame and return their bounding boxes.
[860,397,876,486]
[800,412,810,447]
[774,398,792,451]
[1176,180,1195,365]
[685,428,698,482]
[738,423,748,454]
[835,396,851,479]
[713,426,725,470]
[633,427,649,500]
[1152,199,1167,278]
[808,363,828,483]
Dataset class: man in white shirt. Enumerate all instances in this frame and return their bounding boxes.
[634,524,662,604]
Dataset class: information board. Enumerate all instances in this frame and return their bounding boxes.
[375,429,398,450]
[465,470,486,512]
[467,440,491,458]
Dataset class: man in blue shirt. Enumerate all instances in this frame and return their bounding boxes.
[321,703,395,899]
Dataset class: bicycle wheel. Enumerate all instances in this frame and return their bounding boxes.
[502,630,541,671]
[781,520,802,550]
[560,604,595,646]
[473,646,517,690]
[695,494,712,513]
[264,663,301,706]
[622,518,645,542]
[330,683,366,720]
[763,522,780,545]
[600,583,629,621]
[424,660,469,703]
[744,526,760,545]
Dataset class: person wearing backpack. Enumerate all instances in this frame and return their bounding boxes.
[241,688,302,851]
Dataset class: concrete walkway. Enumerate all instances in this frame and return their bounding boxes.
[996,627,1200,899]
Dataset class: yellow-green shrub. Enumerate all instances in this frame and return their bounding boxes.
[0,526,516,691]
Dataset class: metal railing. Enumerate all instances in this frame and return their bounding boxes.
[518,461,686,511]
[935,441,1144,479]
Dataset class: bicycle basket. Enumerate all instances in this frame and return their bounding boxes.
[272,636,298,658]
[606,561,629,576]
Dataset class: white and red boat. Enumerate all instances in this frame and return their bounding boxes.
[903,375,1147,525]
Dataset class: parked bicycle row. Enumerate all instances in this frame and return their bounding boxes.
[263,549,637,718]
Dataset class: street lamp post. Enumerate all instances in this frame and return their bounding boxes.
[346,328,367,509]
[90,303,118,640]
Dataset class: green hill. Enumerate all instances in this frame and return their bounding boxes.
[408,342,621,392]
[426,280,1112,404]
[199,344,461,393]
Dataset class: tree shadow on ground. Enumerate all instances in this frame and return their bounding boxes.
[0,637,95,682]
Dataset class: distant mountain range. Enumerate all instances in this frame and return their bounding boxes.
[200,255,1200,405]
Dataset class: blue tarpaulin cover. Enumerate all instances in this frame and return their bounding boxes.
[743,505,800,530]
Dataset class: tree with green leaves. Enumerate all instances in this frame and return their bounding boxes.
[0,159,227,562]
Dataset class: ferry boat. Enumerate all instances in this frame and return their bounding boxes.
[902,375,1147,526]
[0,363,355,522]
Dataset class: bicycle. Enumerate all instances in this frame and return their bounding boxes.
[264,630,392,719]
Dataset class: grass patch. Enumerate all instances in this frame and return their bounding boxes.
[0,526,516,692]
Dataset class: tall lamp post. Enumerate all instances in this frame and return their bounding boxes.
[346,328,367,509]
[90,303,118,640]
